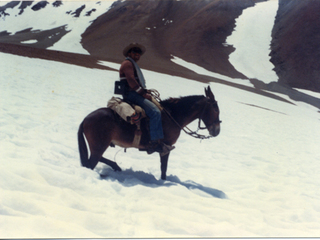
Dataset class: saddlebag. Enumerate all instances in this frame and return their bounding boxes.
[107,97,146,123]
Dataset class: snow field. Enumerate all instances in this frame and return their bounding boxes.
[1,0,320,237]
[1,52,320,237]
[227,0,279,83]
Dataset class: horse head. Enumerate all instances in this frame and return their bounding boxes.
[202,86,221,137]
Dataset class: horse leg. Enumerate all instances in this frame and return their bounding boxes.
[160,152,170,180]
[87,140,111,170]
[86,152,101,170]
[100,157,122,171]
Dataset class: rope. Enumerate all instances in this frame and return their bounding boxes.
[164,108,213,140]
[148,89,161,102]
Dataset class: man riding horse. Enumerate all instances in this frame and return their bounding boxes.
[119,43,175,156]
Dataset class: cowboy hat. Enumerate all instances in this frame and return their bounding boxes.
[123,43,146,57]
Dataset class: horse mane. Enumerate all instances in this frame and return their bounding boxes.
[160,95,205,116]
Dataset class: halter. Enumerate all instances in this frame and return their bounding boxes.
[181,98,221,140]
[150,89,220,140]
[197,99,222,129]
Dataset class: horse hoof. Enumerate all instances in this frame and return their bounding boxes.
[114,166,122,172]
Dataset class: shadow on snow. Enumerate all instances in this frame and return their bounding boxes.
[98,168,227,199]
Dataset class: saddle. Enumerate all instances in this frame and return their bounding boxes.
[107,96,162,148]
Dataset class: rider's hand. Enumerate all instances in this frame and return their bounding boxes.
[143,93,152,101]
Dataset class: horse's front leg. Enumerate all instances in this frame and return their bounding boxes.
[160,153,170,180]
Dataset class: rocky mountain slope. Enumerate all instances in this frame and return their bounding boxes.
[0,0,320,96]
[270,0,320,92]
[81,0,258,79]
[0,0,261,79]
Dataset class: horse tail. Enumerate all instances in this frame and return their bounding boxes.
[78,120,89,167]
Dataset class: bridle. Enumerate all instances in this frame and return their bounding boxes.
[164,96,221,140]
[150,89,221,140]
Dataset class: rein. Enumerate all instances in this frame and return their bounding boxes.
[149,90,215,140]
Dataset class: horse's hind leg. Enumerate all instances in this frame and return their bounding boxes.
[87,142,110,170]
[86,135,122,171]
[87,147,122,172]
[87,152,103,170]
[100,157,122,171]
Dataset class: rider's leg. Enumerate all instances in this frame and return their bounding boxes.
[123,91,174,155]
[141,98,164,141]
[137,99,175,156]
[124,91,164,140]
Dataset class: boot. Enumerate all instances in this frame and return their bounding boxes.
[146,140,162,154]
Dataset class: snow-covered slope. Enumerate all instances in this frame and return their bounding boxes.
[1,0,320,238]
[0,1,114,54]
[0,0,279,84]
[227,0,279,83]
[1,49,320,238]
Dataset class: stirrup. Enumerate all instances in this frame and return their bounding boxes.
[160,143,175,157]
[146,141,175,156]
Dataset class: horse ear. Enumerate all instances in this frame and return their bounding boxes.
[205,86,216,101]
[205,87,209,98]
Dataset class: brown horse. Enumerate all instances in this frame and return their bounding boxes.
[78,86,221,180]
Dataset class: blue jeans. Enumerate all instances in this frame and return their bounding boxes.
[124,91,164,141]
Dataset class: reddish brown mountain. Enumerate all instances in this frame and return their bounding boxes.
[81,0,258,78]
[270,0,320,92]
[1,0,320,100]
